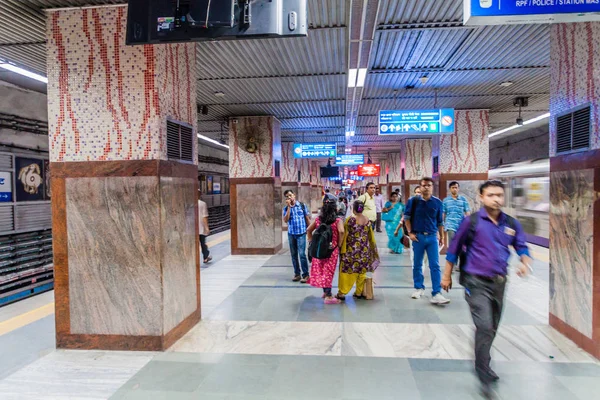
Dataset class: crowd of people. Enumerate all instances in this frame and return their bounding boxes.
[283,178,533,397]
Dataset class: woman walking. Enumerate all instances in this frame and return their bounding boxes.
[336,201,380,300]
[383,192,405,254]
[307,194,344,304]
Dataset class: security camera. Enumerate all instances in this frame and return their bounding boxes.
[516,117,523,126]
[231,118,238,124]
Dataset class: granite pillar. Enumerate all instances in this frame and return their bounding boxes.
[435,110,490,210]
[400,139,433,201]
[548,22,600,359]
[229,116,282,254]
[47,6,199,351]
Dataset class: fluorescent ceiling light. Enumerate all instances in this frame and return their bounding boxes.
[488,112,550,138]
[0,62,48,83]
[347,69,357,88]
[198,133,229,149]
[356,68,368,87]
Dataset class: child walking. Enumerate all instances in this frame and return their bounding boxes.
[307,194,345,304]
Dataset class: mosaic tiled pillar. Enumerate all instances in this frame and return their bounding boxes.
[310,160,322,213]
[548,22,600,359]
[400,139,432,201]
[281,142,300,231]
[386,152,402,201]
[297,159,312,213]
[47,6,200,351]
[229,116,282,254]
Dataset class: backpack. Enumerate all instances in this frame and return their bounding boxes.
[458,213,516,286]
[309,220,335,259]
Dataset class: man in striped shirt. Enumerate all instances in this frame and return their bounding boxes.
[443,181,471,270]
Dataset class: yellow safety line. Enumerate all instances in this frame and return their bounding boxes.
[207,232,230,247]
[0,233,232,337]
[0,302,55,336]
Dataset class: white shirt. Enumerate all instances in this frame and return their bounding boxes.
[198,200,209,235]
[374,194,385,213]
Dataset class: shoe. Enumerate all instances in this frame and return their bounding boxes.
[353,293,366,300]
[377,230,382,233]
[300,276,309,284]
[430,293,451,305]
[411,289,425,299]
[324,297,341,304]
[204,256,212,263]
[335,293,346,301]
[292,275,301,282]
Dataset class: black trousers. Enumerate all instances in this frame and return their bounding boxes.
[376,212,382,231]
[199,234,210,260]
[463,273,506,384]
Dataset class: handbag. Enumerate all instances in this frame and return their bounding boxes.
[401,235,410,249]
[363,277,374,300]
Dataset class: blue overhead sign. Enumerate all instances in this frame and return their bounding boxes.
[293,143,337,158]
[378,109,455,136]
[464,0,600,25]
[335,154,365,166]
[0,172,13,202]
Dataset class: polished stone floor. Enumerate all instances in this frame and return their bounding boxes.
[0,227,598,400]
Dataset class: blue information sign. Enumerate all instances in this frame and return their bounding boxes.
[293,143,337,158]
[378,109,455,136]
[335,154,365,166]
[465,0,600,25]
[0,172,13,202]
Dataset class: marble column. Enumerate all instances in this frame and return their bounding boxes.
[400,139,432,201]
[548,22,600,359]
[386,152,402,201]
[434,110,490,211]
[47,6,200,351]
[310,160,322,213]
[297,159,313,212]
[281,142,299,231]
[229,116,282,254]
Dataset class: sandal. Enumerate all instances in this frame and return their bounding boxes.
[353,293,366,300]
[335,293,346,301]
[324,296,341,304]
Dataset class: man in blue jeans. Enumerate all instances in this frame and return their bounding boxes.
[283,189,311,283]
[404,177,450,304]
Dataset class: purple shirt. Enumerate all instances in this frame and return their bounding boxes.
[446,208,530,278]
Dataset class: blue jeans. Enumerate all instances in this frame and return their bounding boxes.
[412,233,441,296]
[288,233,309,277]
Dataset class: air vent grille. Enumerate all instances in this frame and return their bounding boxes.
[0,153,12,170]
[556,106,590,155]
[166,120,194,163]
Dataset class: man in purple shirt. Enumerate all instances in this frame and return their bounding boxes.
[442,180,532,398]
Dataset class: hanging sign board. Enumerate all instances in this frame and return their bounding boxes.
[0,172,12,202]
[335,154,365,165]
[464,0,600,26]
[293,143,337,158]
[378,109,455,136]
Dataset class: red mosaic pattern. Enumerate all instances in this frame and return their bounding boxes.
[550,22,600,156]
[439,110,489,174]
[299,159,311,183]
[404,139,433,180]
[229,116,279,178]
[281,142,298,182]
[387,152,402,182]
[46,7,197,162]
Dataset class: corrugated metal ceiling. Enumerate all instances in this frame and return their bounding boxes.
[0,0,553,148]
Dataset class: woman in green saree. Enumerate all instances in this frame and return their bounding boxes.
[382,192,405,254]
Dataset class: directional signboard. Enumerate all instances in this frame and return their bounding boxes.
[0,172,13,202]
[464,0,600,25]
[293,143,337,158]
[378,109,455,136]
[335,154,365,166]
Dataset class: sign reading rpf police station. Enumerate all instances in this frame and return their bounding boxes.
[0,172,13,202]
[464,0,600,25]
[378,109,455,136]
[293,143,337,158]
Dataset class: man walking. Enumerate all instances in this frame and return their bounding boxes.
[443,181,471,270]
[198,190,212,264]
[358,182,377,229]
[283,189,311,283]
[374,186,385,232]
[442,180,532,398]
[404,177,449,304]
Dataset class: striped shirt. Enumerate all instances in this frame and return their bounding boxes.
[443,195,470,232]
[283,202,309,235]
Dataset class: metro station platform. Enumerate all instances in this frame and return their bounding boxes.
[0,229,597,400]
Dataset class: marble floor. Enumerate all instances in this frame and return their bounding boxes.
[0,227,598,400]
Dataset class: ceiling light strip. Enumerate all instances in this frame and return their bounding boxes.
[0,62,48,83]
[488,113,550,138]
[198,134,229,149]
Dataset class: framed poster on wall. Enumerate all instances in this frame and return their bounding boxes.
[207,176,213,194]
[15,157,44,202]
